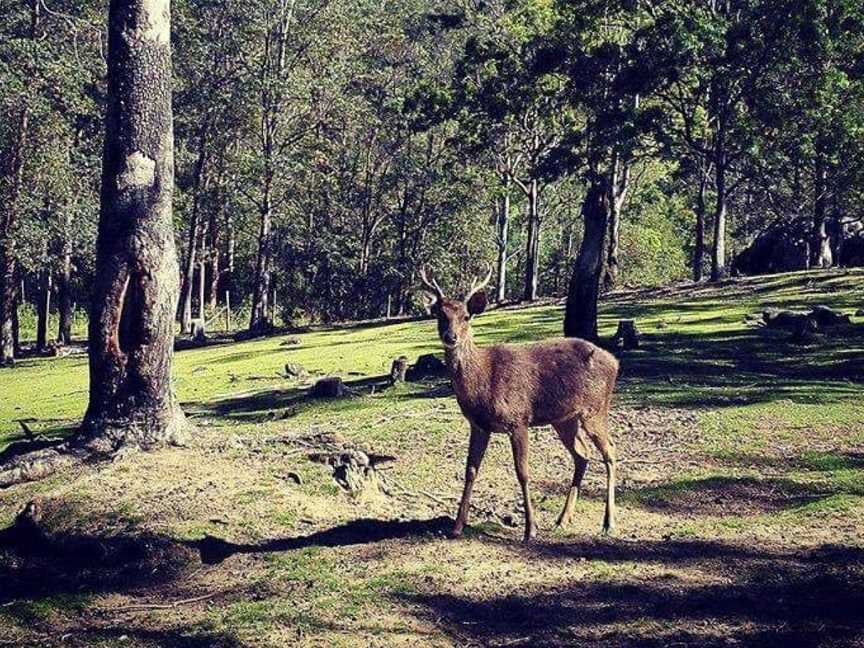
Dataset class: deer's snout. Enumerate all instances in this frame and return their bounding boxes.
[442,331,457,346]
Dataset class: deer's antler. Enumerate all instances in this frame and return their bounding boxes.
[465,265,493,302]
[419,266,445,301]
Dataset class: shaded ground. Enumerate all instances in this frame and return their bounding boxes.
[1,269,863,647]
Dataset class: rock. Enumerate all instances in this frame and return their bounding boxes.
[281,336,301,346]
[762,309,813,329]
[310,376,347,399]
[407,353,448,381]
[810,305,852,327]
[390,356,409,384]
[789,317,819,344]
[284,362,308,378]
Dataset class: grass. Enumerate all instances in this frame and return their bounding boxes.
[1,267,863,647]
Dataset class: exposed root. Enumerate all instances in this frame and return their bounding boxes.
[0,409,192,488]
[0,444,86,488]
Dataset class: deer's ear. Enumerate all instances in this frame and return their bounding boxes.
[466,291,487,317]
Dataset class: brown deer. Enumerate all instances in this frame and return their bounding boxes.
[419,267,619,541]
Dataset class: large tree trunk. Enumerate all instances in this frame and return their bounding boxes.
[523,180,540,302]
[36,269,52,352]
[564,178,609,341]
[710,154,728,282]
[82,0,187,450]
[811,152,832,268]
[495,191,510,303]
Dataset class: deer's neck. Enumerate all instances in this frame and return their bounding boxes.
[445,335,487,404]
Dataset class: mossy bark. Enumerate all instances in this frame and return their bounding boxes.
[82,0,188,450]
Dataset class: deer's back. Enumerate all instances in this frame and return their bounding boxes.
[460,338,618,430]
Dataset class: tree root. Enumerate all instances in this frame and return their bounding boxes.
[0,443,87,488]
[0,413,191,489]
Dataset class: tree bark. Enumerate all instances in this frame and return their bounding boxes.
[564,178,609,341]
[82,0,187,450]
[523,179,540,302]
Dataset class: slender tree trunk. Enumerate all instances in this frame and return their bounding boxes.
[564,178,609,341]
[523,180,540,302]
[496,191,510,303]
[224,204,235,309]
[603,153,629,292]
[208,212,220,309]
[710,154,728,282]
[0,109,29,366]
[693,159,708,282]
[57,229,74,344]
[177,123,211,333]
[82,0,187,449]
[36,270,52,352]
[811,151,832,268]
[0,2,37,366]
[249,182,273,332]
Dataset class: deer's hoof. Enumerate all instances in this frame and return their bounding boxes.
[602,524,617,537]
[523,526,538,543]
[448,526,464,539]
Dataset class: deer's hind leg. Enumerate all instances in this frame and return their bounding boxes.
[553,417,591,529]
[582,412,617,535]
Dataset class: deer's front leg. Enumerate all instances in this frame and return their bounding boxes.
[451,424,490,538]
[510,427,537,542]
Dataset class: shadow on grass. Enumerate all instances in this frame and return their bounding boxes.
[398,540,864,647]
[186,516,453,565]
[0,513,245,646]
[614,324,864,408]
[189,374,396,423]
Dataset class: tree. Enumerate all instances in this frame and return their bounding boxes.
[82,0,187,448]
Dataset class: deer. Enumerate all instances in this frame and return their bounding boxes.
[419,267,620,541]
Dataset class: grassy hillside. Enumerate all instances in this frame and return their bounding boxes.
[1,269,863,647]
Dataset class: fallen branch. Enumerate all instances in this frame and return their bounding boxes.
[109,591,218,612]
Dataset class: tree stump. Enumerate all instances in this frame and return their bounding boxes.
[310,376,347,399]
[406,354,448,381]
[390,356,409,384]
[192,319,207,343]
[613,319,640,349]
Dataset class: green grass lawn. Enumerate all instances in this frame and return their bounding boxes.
[1,268,863,648]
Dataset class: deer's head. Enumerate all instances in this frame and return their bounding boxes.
[419,267,492,348]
